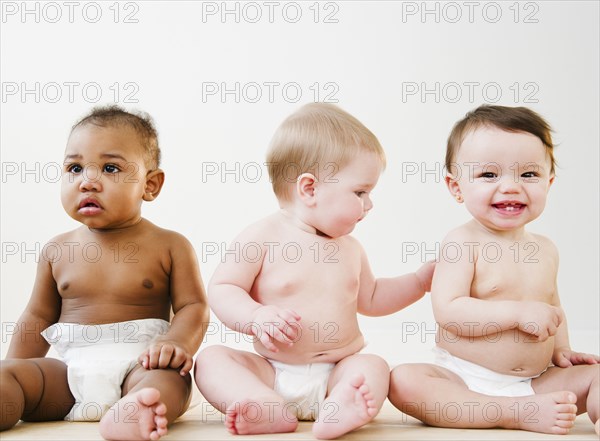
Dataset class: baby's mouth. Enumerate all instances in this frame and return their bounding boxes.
[492,202,525,213]
[78,198,103,214]
[80,200,100,209]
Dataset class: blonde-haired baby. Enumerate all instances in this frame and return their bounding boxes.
[194,103,434,439]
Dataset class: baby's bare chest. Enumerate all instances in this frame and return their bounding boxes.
[254,239,361,303]
[471,242,556,302]
[50,239,170,302]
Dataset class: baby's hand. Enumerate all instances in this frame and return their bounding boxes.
[416,260,436,293]
[251,305,301,352]
[517,302,564,342]
[138,339,193,376]
[553,348,600,367]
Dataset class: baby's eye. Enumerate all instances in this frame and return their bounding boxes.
[480,172,497,179]
[521,171,539,178]
[103,164,120,174]
[355,191,366,197]
[66,164,83,174]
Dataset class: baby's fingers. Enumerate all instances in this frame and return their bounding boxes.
[554,352,573,368]
[178,355,193,376]
[536,327,550,342]
[575,353,600,365]
[257,329,278,352]
[278,308,301,323]
[281,322,301,342]
[588,354,600,364]
[554,306,565,326]
[262,320,290,343]
[138,351,150,368]
[277,310,302,341]
[158,345,175,369]
[147,345,166,368]
[166,347,188,371]
[545,320,559,338]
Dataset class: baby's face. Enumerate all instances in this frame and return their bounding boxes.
[310,150,382,238]
[448,125,554,233]
[61,124,150,230]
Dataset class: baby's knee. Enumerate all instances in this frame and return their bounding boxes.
[360,354,390,373]
[1,359,17,375]
[1,359,46,384]
[194,345,235,368]
[0,359,30,398]
[1,358,30,374]
[390,364,426,391]
[577,363,600,387]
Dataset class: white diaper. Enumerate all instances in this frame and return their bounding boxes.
[433,347,536,397]
[269,360,335,421]
[42,319,169,421]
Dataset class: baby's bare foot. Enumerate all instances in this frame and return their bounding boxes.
[225,399,297,435]
[312,374,378,440]
[511,391,577,435]
[99,388,168,440]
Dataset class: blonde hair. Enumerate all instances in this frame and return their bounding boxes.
[267,103,386,201]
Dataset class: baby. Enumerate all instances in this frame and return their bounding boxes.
[389,105,599,435]
[194,102,434,439]
[0,106,209,440]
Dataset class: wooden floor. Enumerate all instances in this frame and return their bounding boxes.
[3,337,599,440]
[2,397,597,441]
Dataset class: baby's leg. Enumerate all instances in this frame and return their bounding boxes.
[312,353,389,440]
[0,358,74,430]
[390,363,578,434]
[194,345,297,435]
[99,365,190,441]
[532,364,599,434]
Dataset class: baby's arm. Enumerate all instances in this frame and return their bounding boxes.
[551,291,599,366]
[553,318,600,366]
[6,243,62,359]
[432,229,563,340]
[357,242,435,316]
[208,226,301,352]
[138,234,208,376]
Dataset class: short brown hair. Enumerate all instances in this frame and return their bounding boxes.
[72,105,161,170]
[267,103,386,201]
[446,105,555,175]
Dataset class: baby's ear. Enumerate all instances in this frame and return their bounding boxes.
[296,173,317,207]
[445,174,463,203]
[143,169,165,202]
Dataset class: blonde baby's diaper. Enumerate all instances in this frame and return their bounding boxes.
[269,360,335,420]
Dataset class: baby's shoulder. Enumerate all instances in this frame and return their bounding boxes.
[40,227,87,262]
[528,231,555,245]
[340,234,362,251]
[45,226,86,246]
[527,231,558,256]
[441,223,476,244]
[141,219,193,248]
[234,213,285,242]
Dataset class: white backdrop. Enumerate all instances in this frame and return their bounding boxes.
[1,1,598,364]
